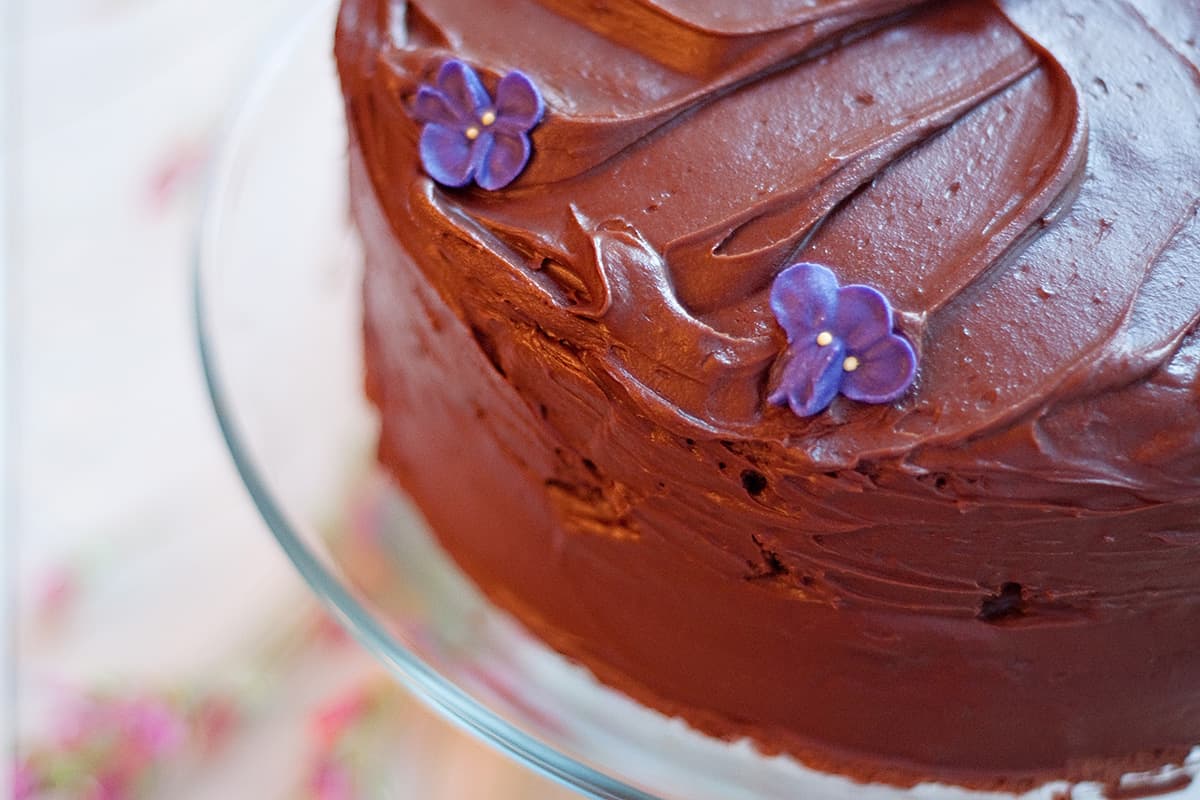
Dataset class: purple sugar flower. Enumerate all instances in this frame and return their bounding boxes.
[412,60,544,190]
[768,262,917,417]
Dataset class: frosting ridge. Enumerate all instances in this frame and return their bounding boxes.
[337,0,1200,787]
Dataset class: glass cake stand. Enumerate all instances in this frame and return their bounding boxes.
[192,3,1196,799]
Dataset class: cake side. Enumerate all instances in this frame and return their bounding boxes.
[337,0,1200,788]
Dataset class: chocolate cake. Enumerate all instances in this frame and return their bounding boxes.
[334,0,1200,790]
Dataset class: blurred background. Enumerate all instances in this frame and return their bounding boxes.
[5,2,572,797]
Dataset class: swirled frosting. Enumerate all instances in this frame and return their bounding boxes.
[337,0,1200,789]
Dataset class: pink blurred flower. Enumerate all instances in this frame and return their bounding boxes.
[84,769,135,800]
[310,756,355,800]
[191,694,240,754]
[118,697,185,757]
[53,693,101,749]
[311,689,369,747]
[37,565,80,624]
[56,694,184,758]
[145,140,209,214]
[11,759,37,800]
[40,691,187,799]
[311,613,351,647]
[347,484,384,549]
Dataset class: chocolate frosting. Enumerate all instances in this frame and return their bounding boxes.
[337,0,1200,789]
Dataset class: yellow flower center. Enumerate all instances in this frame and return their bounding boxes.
[480,109,497,127]
[843,356,860,373]
[465,126,481,141]
[816,331,834,347]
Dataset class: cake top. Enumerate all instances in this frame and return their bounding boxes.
[338,0,1200,508]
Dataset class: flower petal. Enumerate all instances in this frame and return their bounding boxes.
[768,339,846,417]
[494,71,544,131]
[840,333,917,404]
[412,87,467,127]
[436,60,491,117]
[770,262,840,343]
[419,124,485,187]
[476,130,531,190]
[834,284,894,352]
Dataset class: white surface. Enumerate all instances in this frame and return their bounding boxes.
[14,0,315,795]
[10,1,564,798]
[16,0,295,621]
[4,2,18,797]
